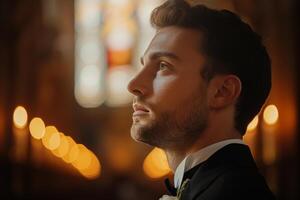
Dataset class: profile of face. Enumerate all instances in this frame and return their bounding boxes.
[127,26,210,150]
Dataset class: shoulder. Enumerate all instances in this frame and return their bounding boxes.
[181,144,276,200]
[195,168,276,200]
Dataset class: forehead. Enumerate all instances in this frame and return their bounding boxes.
[144,26,204,59]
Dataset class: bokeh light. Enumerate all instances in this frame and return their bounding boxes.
[72,144,92,170]
[42,126,60,150]
[48,132,60,150]
[29,118,46,139]
[68,143,80,163]
[62,137,77,163]
[13,106,28,128]
[79,152,101,179]
[52,133,70,158]
[263,105,279,125]
[143,148,171,179]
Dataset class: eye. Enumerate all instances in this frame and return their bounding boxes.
[159,62,169,71]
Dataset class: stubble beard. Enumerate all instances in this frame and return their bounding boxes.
[130,96,209,150]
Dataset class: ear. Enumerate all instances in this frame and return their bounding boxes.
[207,75,242,109]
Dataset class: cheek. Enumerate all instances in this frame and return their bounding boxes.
[151,76,202,109]
[152,76,180,101]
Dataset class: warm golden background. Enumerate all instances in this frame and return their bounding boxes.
[0,0,299,199]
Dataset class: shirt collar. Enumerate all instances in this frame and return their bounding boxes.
[174,139,245,188]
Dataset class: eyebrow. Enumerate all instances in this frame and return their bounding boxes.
[140,51,180,65]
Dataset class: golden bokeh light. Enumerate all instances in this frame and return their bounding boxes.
[79,152,101,179]
[29,118,46,139]
[263,105,279,125]
[13,106,28,128]
[25,115,101,180]
[48,132,61,150]
[52,133,70,158]
[42,126,60,150]
[247,115,259,132]
[143,148,171,179]
[62,137,77,163]
[72,144,92,170]
[68,143,80,163]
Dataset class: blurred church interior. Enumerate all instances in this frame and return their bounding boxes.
[0,0,299,199]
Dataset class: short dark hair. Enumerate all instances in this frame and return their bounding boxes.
[150,0,271,135]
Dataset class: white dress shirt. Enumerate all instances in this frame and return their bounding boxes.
[174,139,246,189]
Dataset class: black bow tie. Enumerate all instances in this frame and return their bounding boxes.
[164,178,177,196]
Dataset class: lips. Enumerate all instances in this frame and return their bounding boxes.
[133,104,150,116]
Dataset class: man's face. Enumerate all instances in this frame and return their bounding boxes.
[127,26,209,149]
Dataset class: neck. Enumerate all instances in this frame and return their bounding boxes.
[164,150,186,172]
[164,128,242,172]
[163,108,243,172]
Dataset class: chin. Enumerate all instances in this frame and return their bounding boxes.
[130,130,141,142]
[130,125,157,146]
[130,125,143,142]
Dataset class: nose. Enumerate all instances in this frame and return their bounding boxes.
[127,69,150,97]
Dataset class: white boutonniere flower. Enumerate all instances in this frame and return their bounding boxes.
[159,195,178,200]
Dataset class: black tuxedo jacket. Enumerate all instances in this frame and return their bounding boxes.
[180,144,276,200]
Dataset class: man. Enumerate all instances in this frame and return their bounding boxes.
[127,0,275,199]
